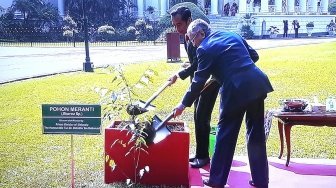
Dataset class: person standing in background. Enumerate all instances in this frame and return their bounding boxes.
[293,20,300,38]
[223,3,230,16]
[230,2,238,16]
[283,20,288,38]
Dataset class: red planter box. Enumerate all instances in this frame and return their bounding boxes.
[104,120,189,186]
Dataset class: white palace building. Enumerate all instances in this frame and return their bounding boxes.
[1,0,335,37]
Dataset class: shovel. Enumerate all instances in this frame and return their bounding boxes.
[126,81,171,116]
[150,112,174,144]
[148,79,220,144]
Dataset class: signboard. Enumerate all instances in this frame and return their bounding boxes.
[42,104,101,135]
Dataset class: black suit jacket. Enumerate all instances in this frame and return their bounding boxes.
[178,40,198,80]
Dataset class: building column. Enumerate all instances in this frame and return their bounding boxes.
[137,0,144,17]
[321,0,329,14]
[260,0,269,13]
[211,0,219,15]
[238,0,247,14]
[299,0,307,13]
[311,0,318,13]
[160,0,166,16]
[275,0,282,13]
[288,0,295,13]
[58,0,64,17]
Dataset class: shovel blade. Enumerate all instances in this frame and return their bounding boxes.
[147,112,174,144]
[126,104,148,115]
[152,115,162,130]
[126,100,156,116]
[153,125,171,144]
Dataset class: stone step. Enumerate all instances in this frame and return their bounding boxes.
[211,28,240,32]
[209,16,240,32]
[211,21,240,24]
[210,20,240,23]
[211,25,238,29]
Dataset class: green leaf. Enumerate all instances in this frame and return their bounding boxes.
[111,76,117,83]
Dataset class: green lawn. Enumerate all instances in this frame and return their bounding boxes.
[0,42,336,187]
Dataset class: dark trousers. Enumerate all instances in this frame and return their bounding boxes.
[283,30,288,37]
[193,81,220,159]
[294,28,299,38]
[209,96,269,187]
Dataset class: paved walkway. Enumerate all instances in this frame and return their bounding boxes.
[0,37,335,84]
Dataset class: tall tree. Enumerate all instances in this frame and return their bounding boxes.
[10,0,59,26]
[64,0,136,28]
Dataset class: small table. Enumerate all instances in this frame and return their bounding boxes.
[274,112,336,166]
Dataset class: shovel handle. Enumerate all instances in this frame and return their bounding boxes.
[144,81,171,108]
[152,80,218,129]
[154,111,174,131]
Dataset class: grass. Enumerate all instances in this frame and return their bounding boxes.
[0,42,336,187]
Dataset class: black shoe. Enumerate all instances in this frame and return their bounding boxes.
[189,156,195,162]
[203,179,224,188]
[249,180,256,187]
[190,157,210,168]
[248,180,268,188]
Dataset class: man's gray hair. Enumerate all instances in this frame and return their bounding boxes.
[187,19,211,36]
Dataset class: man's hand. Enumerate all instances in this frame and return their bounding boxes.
[173,103,186,118]
[168,74,178,86]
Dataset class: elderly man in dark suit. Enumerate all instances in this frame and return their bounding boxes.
[173,19,273,188]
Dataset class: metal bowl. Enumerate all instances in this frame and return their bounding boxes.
[280,99,308,112]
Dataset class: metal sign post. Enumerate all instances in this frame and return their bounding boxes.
[71,134,75,188]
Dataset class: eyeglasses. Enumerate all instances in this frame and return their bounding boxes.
[190,32,198,43]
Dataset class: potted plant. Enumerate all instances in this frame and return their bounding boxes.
[306,22,314,37]
[267,26,280,38]
[326,20,336,36]
[95,66,190,186]
[240,24,255,39]
[239,14,256,39]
